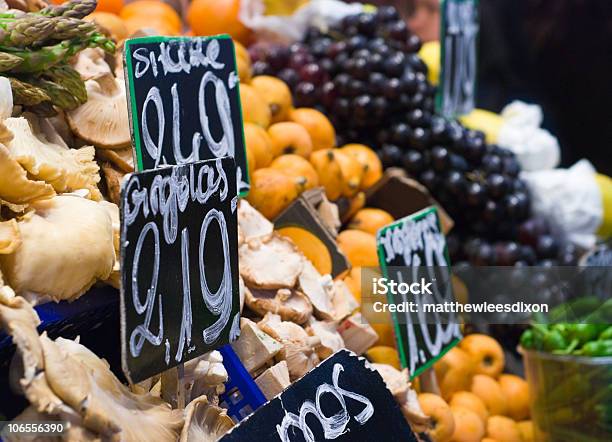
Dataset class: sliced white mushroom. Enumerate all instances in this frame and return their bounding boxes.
[180,396,234,442]
[67,73,130,149]
[306,319,345,360]
[4,116,101,200]
[337,313,379,356]
[297,261,335,320]
[245,287,312,325]
[254,360,290,400]
[0,195,116,301]
[237,199,273,241]
[331,279,359,321]
[239,234,304,289]
[258,313,320,381]
[230,318,282,373]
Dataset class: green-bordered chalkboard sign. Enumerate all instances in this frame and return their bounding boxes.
[437,0,479,118]
[377,206,462,378]
[119,157,240,384]
[123,35,249,195]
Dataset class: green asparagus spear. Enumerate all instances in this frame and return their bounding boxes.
[5,76,51,106]
[40,0,98,20]
[0,52,23,72]
[0,14,55,47]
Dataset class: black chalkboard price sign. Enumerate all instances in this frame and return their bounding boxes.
[437,0,479,118]
[377,206,462,379]
[220,350,418,442]
[119,157,240,384]
[123,35,249,195]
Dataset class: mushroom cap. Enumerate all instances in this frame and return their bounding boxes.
[239,234,304,289]
[71,48,113,81]
[238,199,273,242]
[67,74,131,149]
[180,396,234,442]
[245,287,313,325]
[298,261,336,320]
[4,116,101,200]
[0,195,116,301]
[96,147,134,173]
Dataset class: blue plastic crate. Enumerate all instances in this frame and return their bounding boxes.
[218,345,267,422]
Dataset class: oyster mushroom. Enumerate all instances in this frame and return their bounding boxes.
[331,279,359,321]
[71,48,112,81]
[67,73,130,149]
[0,195,116,301]
[239,234,304,289]
[4,116,101,200]
[297,261,336,320]
[180,396,234,442]
[0,144,55,206]
[100,161,124,205]
[0,219,20,254]
[245,287,313,324]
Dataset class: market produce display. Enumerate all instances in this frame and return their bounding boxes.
[0,1,610,442]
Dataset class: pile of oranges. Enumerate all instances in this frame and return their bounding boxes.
[81,0,251,43]
[417,334,533,442]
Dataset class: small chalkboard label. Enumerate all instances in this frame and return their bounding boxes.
[123,35,249,195]
[437,0,479,118]
[377,206,462,378]
[220,350,417,442]
[120,157,240,384]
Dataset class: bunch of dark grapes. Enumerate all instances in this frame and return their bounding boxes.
[251,6,536,243]
[448,217,581,266]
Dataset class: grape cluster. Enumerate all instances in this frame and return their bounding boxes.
[251,7,537,244]
[448,217,581,267]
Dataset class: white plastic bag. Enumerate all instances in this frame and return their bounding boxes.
[497,101,560,171]
[523,160,603,248]
[239,0,364,43]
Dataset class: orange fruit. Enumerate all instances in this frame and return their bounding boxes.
[234,41,252,84]
[240,84,271,128]
[335,150,364,197]
[309,149,343,201]
[450,406,485,442]
[482,439,500,442]
[371,322,396,347]
[460,334,505,378]
[86,12,128,41]
[471,375,508,416]
[289,108,336,151]
[365,346,401,370]
[342,192,367,223]
[251,76,293,123]
[486,416,523,442]
[267,122,313,159]
[122,16,178,36]
[95,0,124,15]
[337,230,378,268]
[270,154,319,192]
[449,391,489,424]
[517,420,534,442]
[246,168,299,219]
[187,0,251,45]
[435,347,474,401]
[498,374,530,421]
[244,123,274,169]
[348,208,394,235]
[418,393,455,442]
[120,1,181,33]
[339,144,383,190]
